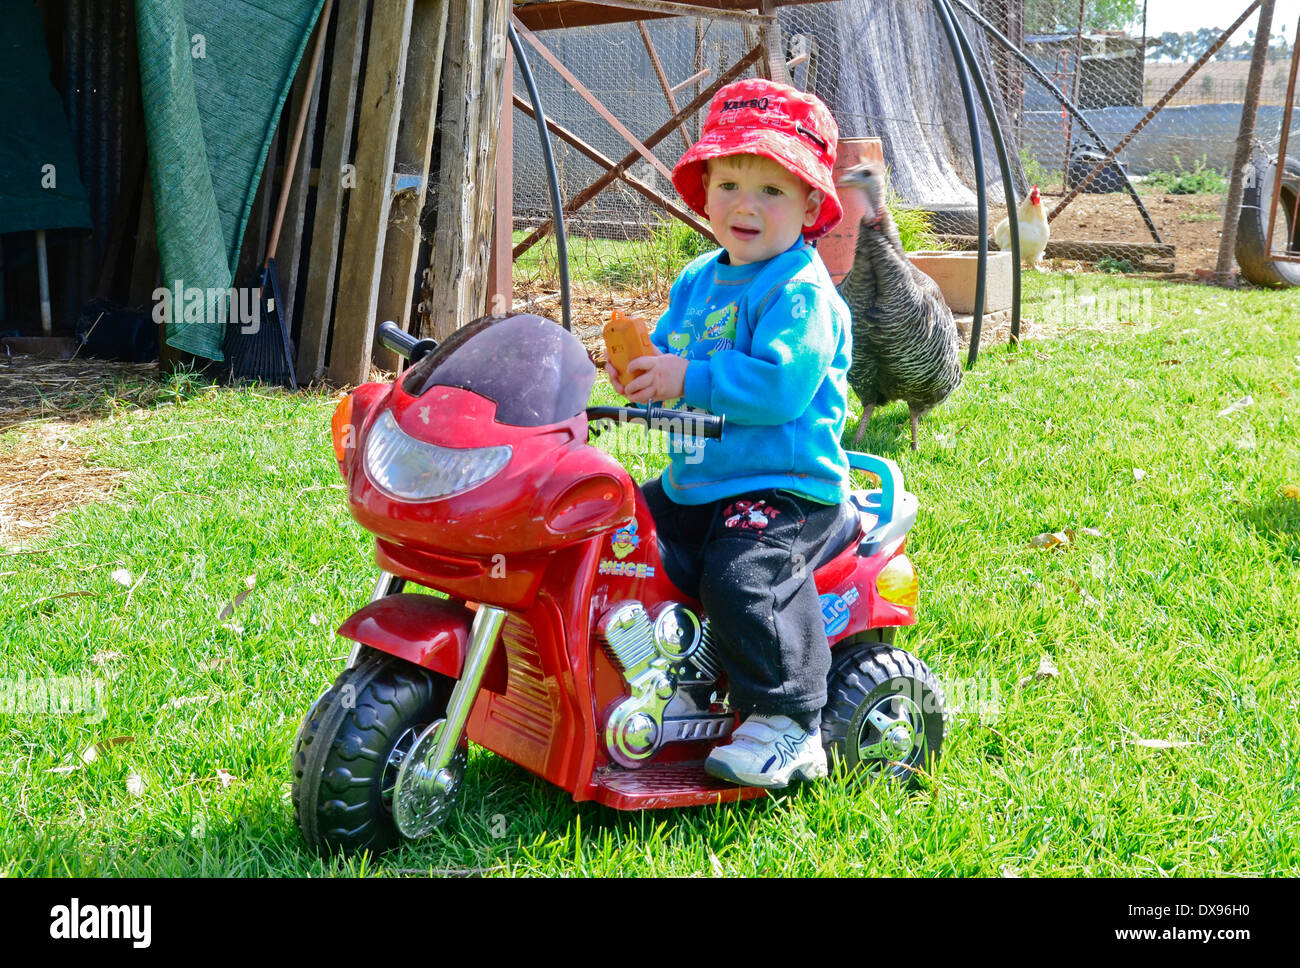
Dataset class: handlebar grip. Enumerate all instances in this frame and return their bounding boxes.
[375,320,438,364]
[585,406,725,441]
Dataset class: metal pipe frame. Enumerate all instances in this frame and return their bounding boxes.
[931,0,988,366]
[941,0,1022,347]
[947,0,1162,244]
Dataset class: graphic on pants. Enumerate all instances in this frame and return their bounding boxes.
[611,520,640,559]
[722,499,780,531]
[819,586,860,636]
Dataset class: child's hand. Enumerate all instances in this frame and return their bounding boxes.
[603,361,628,396]
[623,354,688,404]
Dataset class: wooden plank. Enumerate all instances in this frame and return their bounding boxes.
[486,46,515,317]
[512,41,763,258]
[936,235,1176,272]
[638,21,692,154]
[513,17,674,183]
[298,0,367,381]
[278,39,327,341]
[373,0,450,373]
[425,0,510,341]
[327,0,417,386]
[512,0,825,31]
[513,94,715,240]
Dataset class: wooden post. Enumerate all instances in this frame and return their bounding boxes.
[278,38,327,337]
[486,44,515,319]
[327,0,417,386]
[1216,0,1277,284]
[298,0,367,381]
[373,0,451,373]
[424,0,509,341]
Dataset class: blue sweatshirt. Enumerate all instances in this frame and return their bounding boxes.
[648,238,852,507]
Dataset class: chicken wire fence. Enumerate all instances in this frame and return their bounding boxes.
[510,0,1300,295]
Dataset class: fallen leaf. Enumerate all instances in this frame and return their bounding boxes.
[82,736,135,764]
[110,568,133,587]
[1077,527,1103,538]
[1132,468,1146,482]
[308,613,323,626]
[1017,654,1059,690]
[1269,381,1290,398]
[1217,395,1253,417]
[1001,865,1020,878]
[126,772,145,797]
[1130,737,1195,749]
[217,575,257,622]
[1030,531,1070,550]
[1158,358,1180,366]
[216,769,235,789]
[1282,484,1300,500]
[203,657,227,671]
[219,621,244,636]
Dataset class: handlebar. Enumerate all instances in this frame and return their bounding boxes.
[375,321,723,441]
[586,405,725,441]
[376,320,439,364]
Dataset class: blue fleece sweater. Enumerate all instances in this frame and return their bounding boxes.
[648,238,852,506]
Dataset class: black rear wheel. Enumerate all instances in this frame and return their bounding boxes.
[821,643,946,786]
[292,656,454,854]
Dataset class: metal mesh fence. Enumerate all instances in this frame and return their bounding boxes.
[510,0,1300,303]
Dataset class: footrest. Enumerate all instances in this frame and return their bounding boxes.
[590,760,768,810]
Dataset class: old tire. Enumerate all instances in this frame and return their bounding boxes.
[292,656,453,855]
[1236,154,1300,288]
[821,643,946,786]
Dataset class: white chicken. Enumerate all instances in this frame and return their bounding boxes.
[993,186,1049,269]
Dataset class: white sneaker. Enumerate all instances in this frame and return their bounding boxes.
[705,713,828,788]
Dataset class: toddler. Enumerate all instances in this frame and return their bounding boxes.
[605,78,856,787]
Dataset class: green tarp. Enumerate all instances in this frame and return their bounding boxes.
[0,0,92,235]
[136,0,325,360]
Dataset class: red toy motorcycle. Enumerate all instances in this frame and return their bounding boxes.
[293,313,947,853]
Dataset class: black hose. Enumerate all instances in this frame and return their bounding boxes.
[508,22,571,331]
[931,0,987,367]
[947,0,1162,244]
[941,0,1022,347]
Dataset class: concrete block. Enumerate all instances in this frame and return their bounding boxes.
[907,250,1013,314]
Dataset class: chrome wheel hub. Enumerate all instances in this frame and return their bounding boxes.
[856,694,926,776]
[392,720,467,839]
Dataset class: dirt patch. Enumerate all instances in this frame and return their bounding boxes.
[1039,189,1226,275]
[0,423,130,551]
[0,355,165,434]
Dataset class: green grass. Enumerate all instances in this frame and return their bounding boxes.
[2,275,1299,875]
[1141,156,1229,195]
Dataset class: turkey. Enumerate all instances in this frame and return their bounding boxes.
[835,164,962,451]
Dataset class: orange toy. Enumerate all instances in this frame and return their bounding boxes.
[603,309,659,387]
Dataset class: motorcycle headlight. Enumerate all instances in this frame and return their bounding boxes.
[363,410,511,501]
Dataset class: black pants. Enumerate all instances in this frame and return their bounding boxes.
[642,476,857,727]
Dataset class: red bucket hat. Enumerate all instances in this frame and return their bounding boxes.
[671,79,843,241]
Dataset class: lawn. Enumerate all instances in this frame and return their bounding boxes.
[2,272,1298,876]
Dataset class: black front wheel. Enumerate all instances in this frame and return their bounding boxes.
[292,656,455,854]
[821,643,947,786]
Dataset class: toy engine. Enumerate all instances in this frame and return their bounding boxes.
[596,601,735,768]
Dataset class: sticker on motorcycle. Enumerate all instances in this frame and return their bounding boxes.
[819,586,860,636]
[598,559,656,579]
[611,520,640,559]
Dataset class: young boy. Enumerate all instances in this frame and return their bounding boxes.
[604,79,856,788]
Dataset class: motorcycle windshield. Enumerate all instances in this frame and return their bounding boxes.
[400,313,596,427]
